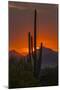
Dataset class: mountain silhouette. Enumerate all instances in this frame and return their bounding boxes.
[9,50,24,64]
[9,47,58,68]
[37,47,58,68]
[9,50,23,57]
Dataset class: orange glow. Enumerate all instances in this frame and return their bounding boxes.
[10,38,58,56]
[9,29,58,56]
[9,2,58,56]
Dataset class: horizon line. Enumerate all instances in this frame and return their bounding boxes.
[9,46,58,56]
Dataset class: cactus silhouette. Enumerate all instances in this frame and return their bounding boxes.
[33,9,37,77]
[33,9,43,78]
[27,9,43,78]
[34,9,37,54]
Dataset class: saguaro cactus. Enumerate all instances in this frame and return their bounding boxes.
[33,9,37,77]
[27,9,43,78]
[34,9,37,53]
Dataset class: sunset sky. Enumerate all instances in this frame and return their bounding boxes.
[9,1,58,55]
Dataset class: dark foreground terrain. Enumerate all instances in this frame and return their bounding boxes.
[9,59,58,88]
[9,48,58,89]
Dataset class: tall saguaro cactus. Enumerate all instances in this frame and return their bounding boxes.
[34,9,36,53]
[33,9,37,77]
[27,9,43,78]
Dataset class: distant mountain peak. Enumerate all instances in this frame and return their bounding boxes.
[42,46,57,53]
[9,49,24,59]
